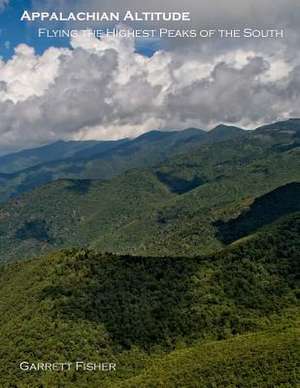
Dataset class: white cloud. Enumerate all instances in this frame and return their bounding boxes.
[0,29,299,153]
[0,45,70,102]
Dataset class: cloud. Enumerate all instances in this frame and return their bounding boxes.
[0,44,69,102]
[0,27,299,153]
[27,0,300,67]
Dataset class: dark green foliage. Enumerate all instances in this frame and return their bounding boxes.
[156,171,205,194]
[215,182,300,243]
[0,122,299,262]
[0,120,299,386]
[41,255,198,350]
[16,171,54,196]
[66,179,93,194]
[0,214,299,386]
[43,214,299,349]
[120,327,299,387]
[272,141,300,153]
[16,220,51,242]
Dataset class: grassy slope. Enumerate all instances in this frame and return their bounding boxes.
[0,213,299,387]
[120,324,299,388]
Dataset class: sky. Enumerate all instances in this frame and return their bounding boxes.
[0,0,300,154]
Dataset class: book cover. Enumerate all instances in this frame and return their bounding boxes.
[0,1,299,386]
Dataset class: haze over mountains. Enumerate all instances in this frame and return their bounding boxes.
[0,119,299,204]
[0,118,299,262]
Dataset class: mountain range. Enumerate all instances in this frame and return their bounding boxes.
[1,119,299,204]
[0,124,246,202]
[0,118,299,387]
[0,119,299,262]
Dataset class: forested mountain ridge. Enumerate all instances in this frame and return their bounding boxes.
[0,119,299,386]
[0,212,299,387]
[0,125,245,203]
[1,117,298,177]
[0,118,299,204]
[0,126,299,262]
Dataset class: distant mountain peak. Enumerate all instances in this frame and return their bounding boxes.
[211,124,244,132]
[256,118,300,132]
[208,124,245,141]
[135,128,205,142]
[135,130,174,141]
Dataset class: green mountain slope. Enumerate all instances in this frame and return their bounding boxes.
[1,118,299,204]
[257,117,300,132]
[0,171,174,262]
[0,125,247,203]
[0,119,299,387]
[120,326,299,388]
[0,139,109,173]
[0,128,204,202]
[0,213,299,387]
[215,182,300,243]
[0,123,243,176]
[0,130,299,262]
[100,153,298,257]
[207,124,244,141]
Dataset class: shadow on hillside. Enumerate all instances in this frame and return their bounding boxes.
[65,180,92,194]
[37,212,300,351]
[40,255,205,350]
[15,219,52,242]
[214,182,300,244]
[156,171,206,194]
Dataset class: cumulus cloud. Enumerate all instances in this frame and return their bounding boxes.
[0,45,70,102]
[0,25,299,153]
